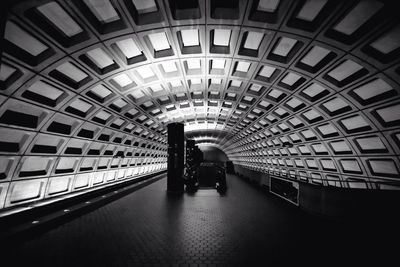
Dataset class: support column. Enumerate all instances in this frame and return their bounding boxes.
[186,139,195,167]
[167,123,184,193]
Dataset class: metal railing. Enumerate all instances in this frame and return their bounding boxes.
[235,164,400,190]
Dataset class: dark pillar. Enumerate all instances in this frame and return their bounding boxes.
[226,161,235,174]
[167,123,184,193]
[0,1,11,65]
[186,139,195,167]
[194,146,204,164]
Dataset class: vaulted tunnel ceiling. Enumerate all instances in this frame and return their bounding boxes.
[1,0,400,212]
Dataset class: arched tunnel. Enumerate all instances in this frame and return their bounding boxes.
[1,0,400,265]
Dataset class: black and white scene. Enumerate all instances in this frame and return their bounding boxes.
[0,0,400,266]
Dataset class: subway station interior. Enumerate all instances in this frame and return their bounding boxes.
[1,0,400,266]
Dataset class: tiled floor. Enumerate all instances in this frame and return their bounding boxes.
[2,174,397,266]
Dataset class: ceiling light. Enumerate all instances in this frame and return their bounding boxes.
[137,115,147,121]
[27,81,64,101]
[281,73,301,86]
[90,84,112,98]
[369,25,400,54]
[69,99,92,113]
[148,32,170,51]
[131,0,157,14]
[286,98,303,108]
[249,84,262,92]
[116,38,142,58]
[191,78,202,85]
[259,65,276,77]
[142,101,154,108]
[272,37,297,57]
[296,0,328,22]
[161,61,178,73]
[96,110,111,120]
[37,2,83,37]
[236,61,251,72]
[332,0,383,36]
[83,0,120,23]
[150,84,163,93]
[127,108,139,116]
[113,74,132,87]
[268,89,283,99]
[257,0,280,12]
[5,21,48,56]
[130,90,145,99]
[244,32,264,50]
[300,46,331,67]
[158,96,169,102]
[211,78,222,84]
[112,99,128,108]
[212,59,225,69]
[113,118,124,126]
[86,48,114,68]
[170,80,182,87]
[243,96,254,102]
[187,59,201,69]
[375,104,400,125]
[181,29,199,46]
[137,65,155,79]
[302,83,326,98]
[213,29,231,46]
[56,62,88,82]
[327,60,363,81]
[352,79,392,101]
[230,80,242,87]
[0,64,16,81]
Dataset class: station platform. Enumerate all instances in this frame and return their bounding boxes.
[1,174,397,266]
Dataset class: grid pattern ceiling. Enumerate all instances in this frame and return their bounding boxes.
[1,0,400,212]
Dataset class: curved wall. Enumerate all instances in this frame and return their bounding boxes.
[1,0,400,213]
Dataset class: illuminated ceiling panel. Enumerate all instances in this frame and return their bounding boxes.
[4,21,48,56]
[161,62,178,73]
[37,2,83,37]
[113,74,133,87]
[55,62,88,82]
[369,25,400,54]
[136,65,155,79]
[26,81,64,100]
[257,0,280,12]
[212,59,225,69]
[213,29,231,46]
[243,32,264,50]
[83,0,120,23]
[327,60,363,81]
[332,0,383,36]
[181,29,200,47]
[296,0,328,22]
[116,38,142,58]
[187,59,201,69]
[131,0,157,14]
[259,65,276,78]
[86,48,114,68]
[236,61,251,72]
[272,37,297,57]
[299,46,331,67]
[0,64,16,81]
[148,32,170,51]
